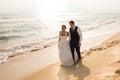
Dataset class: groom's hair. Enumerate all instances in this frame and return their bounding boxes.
[69,20,75,24]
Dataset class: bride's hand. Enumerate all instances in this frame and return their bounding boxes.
[78,43,81,47]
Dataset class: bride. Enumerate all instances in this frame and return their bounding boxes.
[58,25,77,66]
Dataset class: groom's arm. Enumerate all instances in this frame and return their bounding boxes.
[77,27,83,46]
[69,30,71,40]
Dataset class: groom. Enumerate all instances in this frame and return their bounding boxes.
[69,20,82,62]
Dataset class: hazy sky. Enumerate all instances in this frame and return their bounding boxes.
[0,0,120,15]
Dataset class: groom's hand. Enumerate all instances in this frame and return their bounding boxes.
[78,43,81,47]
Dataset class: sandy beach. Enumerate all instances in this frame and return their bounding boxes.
[23,32,120,80]
[0,32,119,80]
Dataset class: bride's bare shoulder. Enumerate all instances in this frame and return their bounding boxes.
[59,31,62,35]
[59,31,62,33]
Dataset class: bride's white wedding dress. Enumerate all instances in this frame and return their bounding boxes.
[58,32,78,66]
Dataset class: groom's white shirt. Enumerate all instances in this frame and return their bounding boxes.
[69,26,83,44]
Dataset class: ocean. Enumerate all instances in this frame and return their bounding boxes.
[0,13,120,63]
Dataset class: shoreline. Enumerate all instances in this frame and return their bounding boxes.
[24,32,120,80]
[0,32,119,80]
[0,37,58,64]
[0,32,116,64]
[1,19,120,63]
[1,19,120,64]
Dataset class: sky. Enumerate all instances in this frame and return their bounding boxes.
[0,0,120,15]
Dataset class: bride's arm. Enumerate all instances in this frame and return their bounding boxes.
[58,31,61,42]
[59,38,60,42]
[67,32,69,36]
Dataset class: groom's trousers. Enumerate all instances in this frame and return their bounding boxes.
[70,41,81,62]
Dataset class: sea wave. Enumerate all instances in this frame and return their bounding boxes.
[0,36,21,41]
[0,36,57,63]
[83,19,119,32]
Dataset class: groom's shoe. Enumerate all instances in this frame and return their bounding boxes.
[79,57,83,63]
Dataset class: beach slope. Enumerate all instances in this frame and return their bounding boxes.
[24,32,120,80]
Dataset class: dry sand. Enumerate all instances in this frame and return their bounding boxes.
[24,32,120,80]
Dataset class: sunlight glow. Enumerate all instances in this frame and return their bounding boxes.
[36,0,65,17]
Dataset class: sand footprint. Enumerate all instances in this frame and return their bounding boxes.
[106,40,120,48]
[111,40,119,44]
[82,40,120,58]
[106,44,114,48]
[118,61,120,63]
[82,46,108,56]
[112,40,120,45]
[115,69,120,75]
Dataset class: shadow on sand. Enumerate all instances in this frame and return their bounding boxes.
[57,61,90,80]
